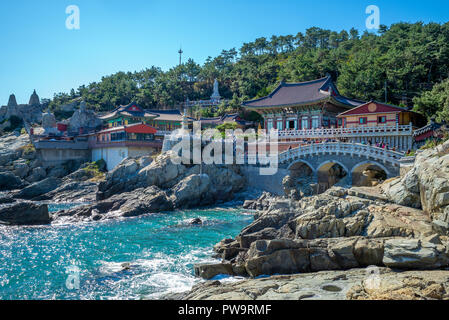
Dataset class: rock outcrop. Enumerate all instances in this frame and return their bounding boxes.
[53,186,172,223]
[0,202,50,225]
[0,133,32,166]
[0,91,43,124]
[68,101,102,133]
[51,152,245,223]
[168,268,449,300]
[97,152,245,204]
[381,139,449,232]
[0,172,23,190]
[14,177,61,200]
[196,185,447,281]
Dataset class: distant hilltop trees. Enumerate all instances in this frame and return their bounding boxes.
[47,22,449,122]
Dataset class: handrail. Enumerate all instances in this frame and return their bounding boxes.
[277,142,406,166]
[276,124,413,139]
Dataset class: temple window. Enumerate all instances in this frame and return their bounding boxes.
[267,119,274,131]
[378,116,386,124]
[359,117,368,125]
[337,118,343,127]
[302,117,309,129]
[276,119,283,130]
[312,116,320,129]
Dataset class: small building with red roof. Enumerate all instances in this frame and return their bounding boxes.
[337,101,426,129]
[88,122,162,170]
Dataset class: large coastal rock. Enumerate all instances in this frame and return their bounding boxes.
[53,186,172,223]
[168,268,449,300]
[97,153,185,199]
[14,177,61,200]
[381,140,449,232]
[382,238,449,269]
[0,202,50,225]
[97,152,245,204]
[68,102,102,133]
[0,172,23,190]
[0,133,32,166]
[237,187,432,249]
[171,174,211,208]
[203,186,444,280]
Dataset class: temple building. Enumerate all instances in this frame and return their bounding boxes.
[337,101,426,129]
[88,102,164,169]
[89,123,160,170]
[99,102,157,128]
[242,76,363,132]
[146,109,184,135]
[242,77,431,152]
[198,113,253,129]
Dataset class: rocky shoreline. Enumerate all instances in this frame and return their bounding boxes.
[179,140,449,300]
[0,132,246,225]
[167,268,449,300]
[2,131,449,300]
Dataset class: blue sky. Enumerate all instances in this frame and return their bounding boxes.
[1,0,449,104]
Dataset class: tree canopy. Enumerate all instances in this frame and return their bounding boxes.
[48,22,449,122]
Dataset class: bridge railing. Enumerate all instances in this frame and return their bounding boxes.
[278,142,405,165]
[276,124,413,139]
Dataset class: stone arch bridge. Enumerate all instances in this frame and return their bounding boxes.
[242,142,410,195]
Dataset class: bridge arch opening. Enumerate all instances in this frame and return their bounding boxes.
[352,162,389,187]
[283,161,316,197]
[317,161,349,193]
[288,161,314,178]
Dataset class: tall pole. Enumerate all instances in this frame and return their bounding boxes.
[178,47,183,66]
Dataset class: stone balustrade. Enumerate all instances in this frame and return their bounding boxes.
[276,124,413,139]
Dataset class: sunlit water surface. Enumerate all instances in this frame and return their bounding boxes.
[0,203,253,300]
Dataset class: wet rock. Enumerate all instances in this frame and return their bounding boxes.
[26,167,46,183]
[194,263,235,280]
[0,171,23,190]
[383,239,446,269]
[53,186,172,222]
[189,218,203,225]
[14,177,61,200]
[0,202,50,225]
[171,174,211,208]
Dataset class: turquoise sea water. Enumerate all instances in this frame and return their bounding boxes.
[0,204,253,300]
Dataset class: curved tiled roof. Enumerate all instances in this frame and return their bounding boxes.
[99,102,156,120]
[242,76,363,109]
[146,109,183,122]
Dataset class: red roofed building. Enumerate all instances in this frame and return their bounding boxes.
[88,123,162,170]
[337,101,426,129]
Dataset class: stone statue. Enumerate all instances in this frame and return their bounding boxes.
[211,79,221,101]
[7,94,18,107]
[42,112,58,135]
[79,101,87,113]
[29,90,40,106]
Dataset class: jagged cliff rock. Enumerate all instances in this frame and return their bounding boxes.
[68,101,102,132]
[53,152,246,223]
[381,139,449,232]
[0,91,43,124]
[97,151,245,203]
